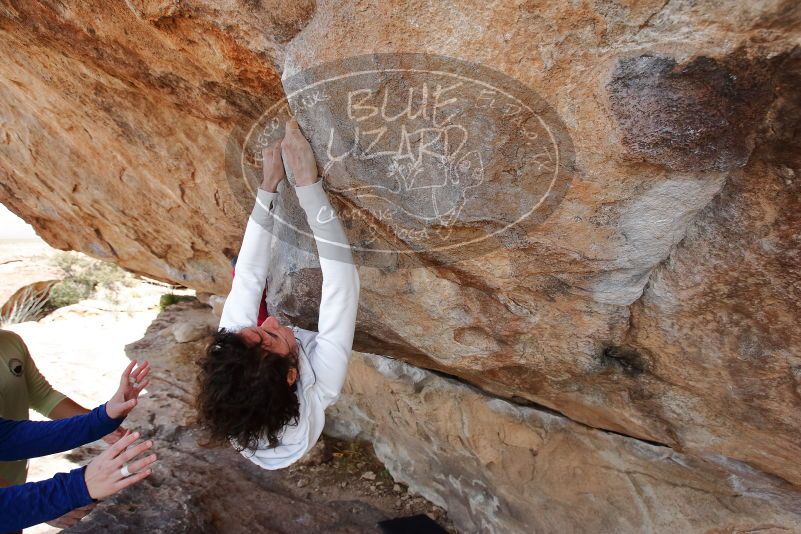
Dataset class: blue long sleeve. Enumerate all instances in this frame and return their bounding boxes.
[0,467,94,532]
[0,404,123,532]
[0,403,123,461]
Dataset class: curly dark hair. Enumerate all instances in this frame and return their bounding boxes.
[195,328,300,451]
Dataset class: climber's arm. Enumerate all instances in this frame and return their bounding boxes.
[220,143,286,331]
[219,188,278,331]
[295,179,360,407]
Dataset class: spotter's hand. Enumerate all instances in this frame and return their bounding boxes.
[106,360,150,419]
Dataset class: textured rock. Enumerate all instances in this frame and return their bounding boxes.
[0,0,293,290]
[63,302,451,533]
[0,0,800,519]
[170,303,215,342]
[327,352,801,534]
[606,52,776,172]
[172,321,209,343]
[271,2,801,489]
[208,294,226,319]
[626,63,801,483]
[294,439,333,467]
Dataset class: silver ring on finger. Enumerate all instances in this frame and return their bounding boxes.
[120,464,132,477]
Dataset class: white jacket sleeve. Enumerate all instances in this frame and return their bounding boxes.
[218,188,278,331]
[295,179,360,408]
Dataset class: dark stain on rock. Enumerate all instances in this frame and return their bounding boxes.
[790,366,801,402]
[487,365,547,397]
[540,275,572,301]
[267,0,317,44]
[607,49,779,172]
[353,331,432,364]
[754,46,801,170]
[599,344,650,376]
[200,80,265,123]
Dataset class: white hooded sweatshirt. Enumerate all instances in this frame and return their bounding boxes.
[218,178,360,470]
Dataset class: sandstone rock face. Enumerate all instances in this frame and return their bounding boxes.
[606,52,777,172]
[1,0,801,528]
[274,1,801,489]
[0,0,293,288]
[327,352,801,533]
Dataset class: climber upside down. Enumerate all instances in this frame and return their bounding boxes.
[196,118,361,469]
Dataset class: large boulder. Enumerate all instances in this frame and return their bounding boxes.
[327,352,801,533]
[269,2,801,488]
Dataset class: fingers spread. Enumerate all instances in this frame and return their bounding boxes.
[121,360,137,382]
[126,453,158,475]
[107,431,140,457]
[133,378,150,395]
[101,428,124,445]
[133,361,150,382]
[115,467,153,491]
[116,439,153,467]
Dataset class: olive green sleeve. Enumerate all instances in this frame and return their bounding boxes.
[20,340,66,418]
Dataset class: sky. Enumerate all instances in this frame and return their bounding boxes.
[0,203,39,239]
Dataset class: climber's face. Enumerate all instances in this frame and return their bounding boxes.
[239,317,298,358]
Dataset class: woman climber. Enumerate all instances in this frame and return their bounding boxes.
[196,118,360,469]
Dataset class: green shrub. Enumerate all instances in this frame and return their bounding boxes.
[46,252,135,310]
[48,279,93,309]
